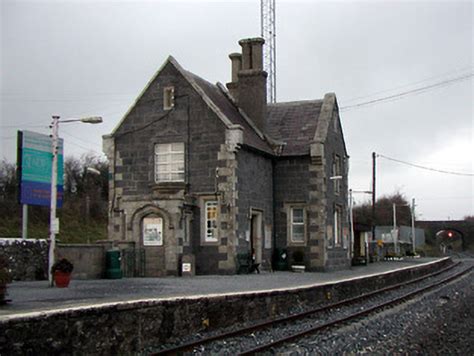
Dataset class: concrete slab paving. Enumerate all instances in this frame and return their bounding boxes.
[0,257,443,318]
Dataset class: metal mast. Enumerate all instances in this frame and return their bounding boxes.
[260,0,276,103]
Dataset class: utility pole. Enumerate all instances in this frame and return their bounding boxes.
[372,152,376,243]
[349,189,354,260]
[411,198,416,254]
[392,203,398,254]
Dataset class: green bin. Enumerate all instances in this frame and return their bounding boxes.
[273,248,288,271]
[106,249,123,279]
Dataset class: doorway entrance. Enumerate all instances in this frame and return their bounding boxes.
[250,209,263,264]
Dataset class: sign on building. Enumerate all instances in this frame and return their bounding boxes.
[143,216,163,246]
[17,130,64,207]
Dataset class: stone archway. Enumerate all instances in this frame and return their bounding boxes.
[436,228,464,254]
[131,204,176,276]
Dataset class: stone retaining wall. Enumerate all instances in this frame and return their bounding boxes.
[0,258,452,355]
[0,239,48,280]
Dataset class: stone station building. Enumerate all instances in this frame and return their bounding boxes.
[103,37,350,276]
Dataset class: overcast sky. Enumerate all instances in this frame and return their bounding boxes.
[1,0,473,220]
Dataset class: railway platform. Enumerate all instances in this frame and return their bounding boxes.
[0,257,455,354]
[2,257,445,317]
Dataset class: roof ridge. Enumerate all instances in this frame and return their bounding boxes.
[269,99,323,107]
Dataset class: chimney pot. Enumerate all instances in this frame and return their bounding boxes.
[229,53,242,83]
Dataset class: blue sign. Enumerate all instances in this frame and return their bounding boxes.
[18,131,64,207]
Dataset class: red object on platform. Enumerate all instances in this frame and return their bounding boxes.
[54,271,71,288]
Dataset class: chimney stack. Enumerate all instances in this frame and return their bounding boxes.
[227,53,242,102]
[226,37,267,133]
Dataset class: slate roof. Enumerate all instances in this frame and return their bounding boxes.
[110,56,325,157]
[184,71,275,155]
[266,100,323,156]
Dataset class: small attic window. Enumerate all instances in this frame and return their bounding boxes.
[163,86,175,110]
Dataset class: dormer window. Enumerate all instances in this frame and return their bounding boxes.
[163,86,175,110]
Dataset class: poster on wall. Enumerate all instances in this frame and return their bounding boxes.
[143,217,163,246]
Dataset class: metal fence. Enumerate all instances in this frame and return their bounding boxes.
[121,248,146,277]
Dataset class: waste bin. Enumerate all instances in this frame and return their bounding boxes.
[273,248,288,271]
[106,249,123,279]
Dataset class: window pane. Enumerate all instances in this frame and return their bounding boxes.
[292,208,304,223]
[157,173,169,182]
[292,225,304,242]
[171,153,184,162]
[171,142,184,152]
[205,201,218,241]
[155,144,170,154]
[170,173,182,181]
[157,154,170,163]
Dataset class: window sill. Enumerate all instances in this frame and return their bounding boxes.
[151,182,186,194]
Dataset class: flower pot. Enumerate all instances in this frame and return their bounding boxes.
[54,271,71,288]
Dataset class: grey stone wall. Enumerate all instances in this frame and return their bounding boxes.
[273,156,311,264]
[324,107,350,270]
[105,62,231,275]
[57,244,106,280]
[235,148,273,265]
[0,239,48,281]
[308,93,350,271]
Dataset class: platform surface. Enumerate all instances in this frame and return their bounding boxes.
[0,258,445,318]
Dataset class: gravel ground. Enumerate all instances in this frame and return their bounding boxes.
[276,258,474,355]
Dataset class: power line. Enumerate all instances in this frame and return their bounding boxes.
[340,72,473,112]
[377,153,474,176]
[61,130,102,148]
[342,65,474,105]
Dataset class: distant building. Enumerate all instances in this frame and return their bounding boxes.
[374,226,425,255]
[103,37,350,276]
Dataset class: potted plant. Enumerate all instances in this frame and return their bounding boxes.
[0,255,12,304]
[291,250,306,273]
[51,258,74,288]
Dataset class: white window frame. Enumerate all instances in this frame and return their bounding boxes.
[163,86,175,110]
[334,205,343,247]
[154,142,185,183]
[204,200,218,243]
[333,154,341,195]
[289,206,306,244]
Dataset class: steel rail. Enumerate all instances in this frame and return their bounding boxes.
[153,261,459,355]
[240,265,473,355]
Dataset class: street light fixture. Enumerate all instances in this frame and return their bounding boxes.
[48,115,103,286]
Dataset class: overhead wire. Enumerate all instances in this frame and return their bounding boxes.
[340,72,473,112]
[341,65,474,105]
[377,153,474,176]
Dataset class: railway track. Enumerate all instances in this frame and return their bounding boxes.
[152,262,472,355]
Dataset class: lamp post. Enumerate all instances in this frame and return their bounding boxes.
[48,115,102,286]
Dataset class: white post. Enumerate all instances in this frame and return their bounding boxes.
[411,198,416,254]
[349,189,354,259]
[22,204,28,239]
[48,115,59,286]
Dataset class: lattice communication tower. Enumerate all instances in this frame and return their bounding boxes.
[260,0,276,103]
